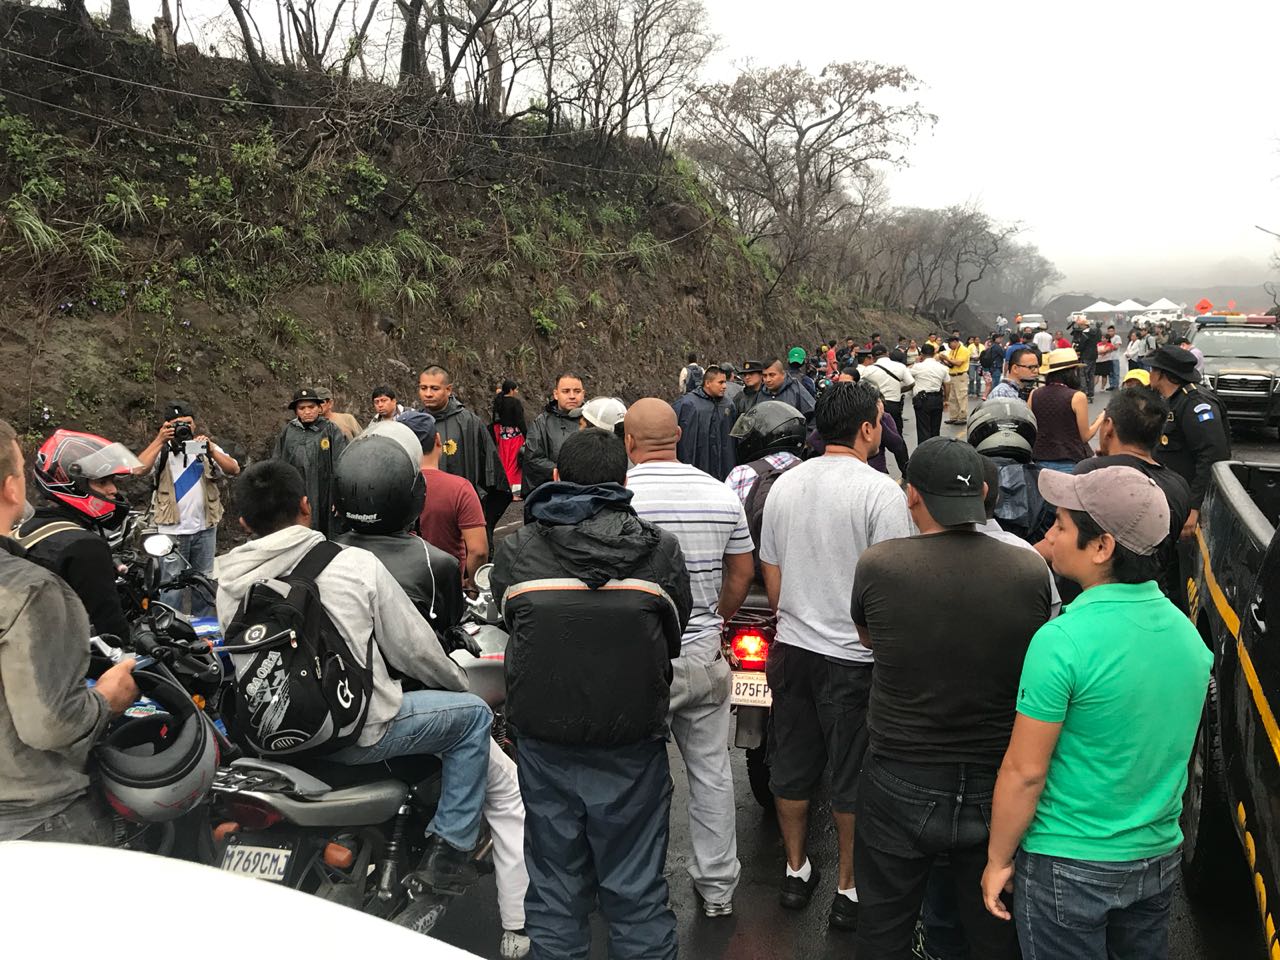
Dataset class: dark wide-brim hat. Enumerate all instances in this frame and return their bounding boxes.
[1147,345,1201,383]
[289,386,323,409]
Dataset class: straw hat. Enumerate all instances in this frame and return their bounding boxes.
[1039,348,1083,376]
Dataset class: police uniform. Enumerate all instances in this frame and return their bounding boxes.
[1150,350,1232,510]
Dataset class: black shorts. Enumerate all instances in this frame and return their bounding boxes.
[765,642,872,813]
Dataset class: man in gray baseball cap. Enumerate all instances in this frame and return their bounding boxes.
[982,464,1211,953]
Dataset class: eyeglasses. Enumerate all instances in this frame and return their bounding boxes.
[1013,362,1039,370]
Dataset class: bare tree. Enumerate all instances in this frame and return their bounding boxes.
[684,61,932,300]
[556,0,712,149]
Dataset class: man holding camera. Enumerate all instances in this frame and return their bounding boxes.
[135,402,240,615]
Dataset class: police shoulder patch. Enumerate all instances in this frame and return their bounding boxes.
[1193,403,1212,414]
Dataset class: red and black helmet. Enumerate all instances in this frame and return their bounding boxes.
[33,429,142,527]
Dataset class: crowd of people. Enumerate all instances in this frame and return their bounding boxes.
[0,311,1235,960]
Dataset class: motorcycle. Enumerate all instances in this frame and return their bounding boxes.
[722,584,775,809]
[207,563,510,935]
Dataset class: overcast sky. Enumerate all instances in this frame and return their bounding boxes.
[120,0,1280,295]
[699,0,1280,294]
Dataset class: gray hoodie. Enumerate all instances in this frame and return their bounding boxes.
[0,540,112,839]
[214,526,467,747]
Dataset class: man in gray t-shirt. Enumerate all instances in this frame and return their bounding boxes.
[758,382,913,929]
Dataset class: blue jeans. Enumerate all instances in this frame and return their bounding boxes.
[1036,459,1078,474]
[329,690,492,851]
[990,366,1003,390]
[1014,849,1179,960]
[1109,362,1121,390]
[159,527,217,617]
[968,365,982,396]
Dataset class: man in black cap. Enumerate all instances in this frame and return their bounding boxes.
[271,386,349,536]
[1147,345,1231,540]
[734,360,766,418]
[851,437,1051,959]
[134,401,240,614]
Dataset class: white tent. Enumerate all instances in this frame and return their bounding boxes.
[1081,300,1116,313]
[1144,297,1180,311]
[1112,298,1146,312]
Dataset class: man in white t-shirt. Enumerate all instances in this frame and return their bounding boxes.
[625,398,755,918]
[1032,328,1054,355]
[134,402,240,615]
[759,381,913,929]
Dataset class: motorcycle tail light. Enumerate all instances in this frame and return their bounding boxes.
[730,629,770,671]
[219,796,284,831]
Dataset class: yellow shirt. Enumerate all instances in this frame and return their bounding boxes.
[944,344,971,375]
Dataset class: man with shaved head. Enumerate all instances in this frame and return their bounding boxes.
[626,398,755,917]
[418,364,511,536]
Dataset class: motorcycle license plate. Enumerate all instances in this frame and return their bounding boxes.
[220,840,292,882]
[731,671,772,708]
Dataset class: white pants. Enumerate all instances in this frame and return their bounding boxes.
[486,740,528,931]
[668,652,741,903]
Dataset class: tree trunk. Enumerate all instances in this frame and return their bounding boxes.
[59,0,96,32]
[397,0,425,82]
[152,0,177,57]
[108,0,132,31]
[226,0,277,104]
[436,0,453,98]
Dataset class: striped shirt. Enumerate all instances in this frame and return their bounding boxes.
[725,451,802,504]
[628,460,754,658]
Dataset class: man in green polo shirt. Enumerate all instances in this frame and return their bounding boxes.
[981,465,1211,960]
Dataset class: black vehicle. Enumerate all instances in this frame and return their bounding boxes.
[1192,315,1280,437]
[207,564,510,936]
[1182,459,1280,950]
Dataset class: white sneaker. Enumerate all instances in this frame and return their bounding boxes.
[701,897,734,918]
[500,930,531,959]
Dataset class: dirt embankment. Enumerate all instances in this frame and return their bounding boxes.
[0,4,932,468]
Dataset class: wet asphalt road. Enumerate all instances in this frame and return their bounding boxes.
[434,385,1277,960]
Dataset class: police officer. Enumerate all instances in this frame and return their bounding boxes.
[1147,345,1231,540]
[734,360,767,418]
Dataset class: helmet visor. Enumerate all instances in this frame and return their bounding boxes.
[70,442,143,481]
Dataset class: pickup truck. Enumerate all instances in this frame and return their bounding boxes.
[1182,459,1280,950]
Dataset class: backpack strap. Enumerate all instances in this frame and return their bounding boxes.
[287,539,343,585]
[11,521,84,551]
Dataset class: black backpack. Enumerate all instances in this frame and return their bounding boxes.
[684,363,704,393]
[222,541,374,759]
[742,458,800,582]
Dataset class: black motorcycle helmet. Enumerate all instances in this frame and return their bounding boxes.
[730,400,806,463]
[334,421,425,534]
[966,398,1038,464]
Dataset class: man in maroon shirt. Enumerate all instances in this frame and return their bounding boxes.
[397,411,489,587]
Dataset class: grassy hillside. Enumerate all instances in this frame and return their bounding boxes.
[0,5,928,460]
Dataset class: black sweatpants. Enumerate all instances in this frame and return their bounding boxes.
[883,398,905,439]
[517,736,677,960]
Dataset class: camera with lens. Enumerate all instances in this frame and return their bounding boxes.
[170,420,195,452]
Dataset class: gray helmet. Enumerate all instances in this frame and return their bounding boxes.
[96,670,218,822]
[967,398,1037,463]
[731,400,806,463]
[334,421,425,535]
